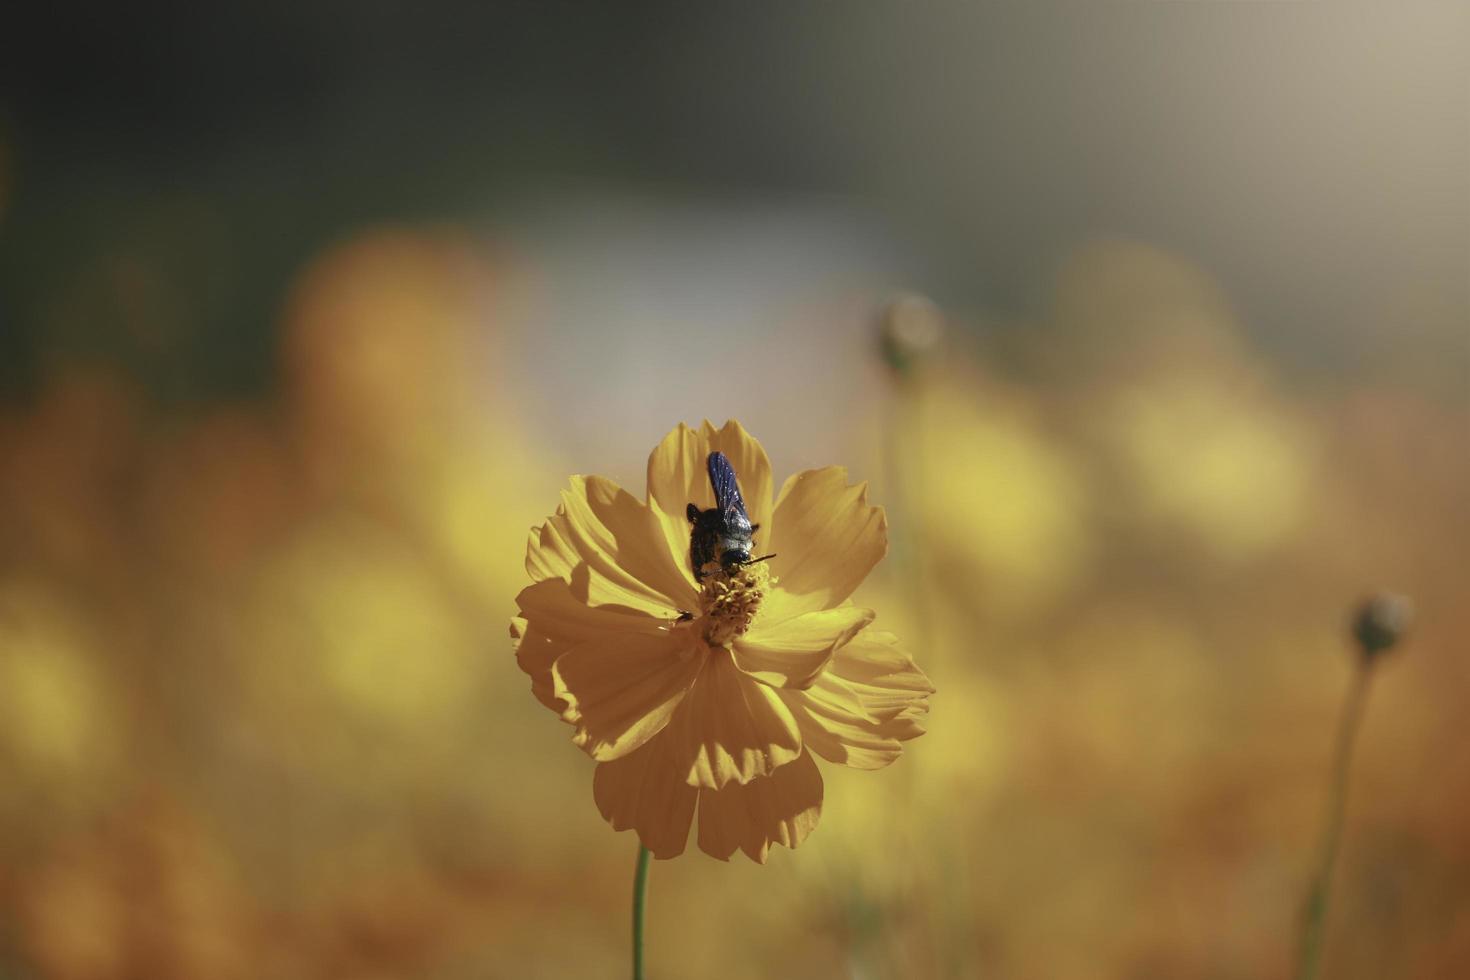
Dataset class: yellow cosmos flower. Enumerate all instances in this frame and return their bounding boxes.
[511,420,932,862]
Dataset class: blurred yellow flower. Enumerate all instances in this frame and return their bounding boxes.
[512,420,932,862]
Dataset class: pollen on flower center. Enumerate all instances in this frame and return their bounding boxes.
[697,563,770,647]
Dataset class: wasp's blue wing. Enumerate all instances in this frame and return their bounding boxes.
[706,451,751,526]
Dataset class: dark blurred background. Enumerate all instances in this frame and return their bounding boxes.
[0,4,1466,979]
[5,4,1464,399]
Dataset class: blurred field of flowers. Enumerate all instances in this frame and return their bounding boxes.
[0,217,1465,978]
[2,6,1467,978]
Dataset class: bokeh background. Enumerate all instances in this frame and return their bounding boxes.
[1,5,1467,978]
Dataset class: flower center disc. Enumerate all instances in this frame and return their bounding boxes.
[697,563,769,647]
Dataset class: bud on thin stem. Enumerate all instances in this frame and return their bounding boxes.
[1295,592,1412,980]
[1350,593,1412,664]
[877,293,945,378]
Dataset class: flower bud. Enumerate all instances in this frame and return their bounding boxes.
[1350,592,1412,662]
[878,293,945,377]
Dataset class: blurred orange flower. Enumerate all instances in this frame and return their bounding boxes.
[512,420,931,862]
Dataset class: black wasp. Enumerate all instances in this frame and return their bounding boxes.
[686,451,775,581]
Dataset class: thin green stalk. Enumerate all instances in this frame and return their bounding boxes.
[632,844,652,980]
[1296,662,1374,980]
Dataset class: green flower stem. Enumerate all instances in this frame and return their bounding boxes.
[1296,661,1374,980]
[632,844,652,980]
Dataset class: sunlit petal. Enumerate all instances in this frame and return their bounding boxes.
[513,577,671,712]
[666,647,802,788]
[593,730,698,859]
[527,475,695,612]
[552,630,704,761]
[829,628,935,737]
[510,616,564,712]
[779,673,907,770]
[696,750,823,863]
[732,606,874,689]
[764,467,886,621]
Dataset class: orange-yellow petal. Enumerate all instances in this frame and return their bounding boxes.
[645,420,774,584]
[513,576,672,713]
[593,729,698,859]
[515,575,666,644]
[731,606,875,689]
[665,647,802,789]
[552,630,704,761]
[527,475,696,612]
[829,629,935,739]
[764,467,887,621]
[696,750,823,863]
[511,615,566,712]
[778,673,907,770]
